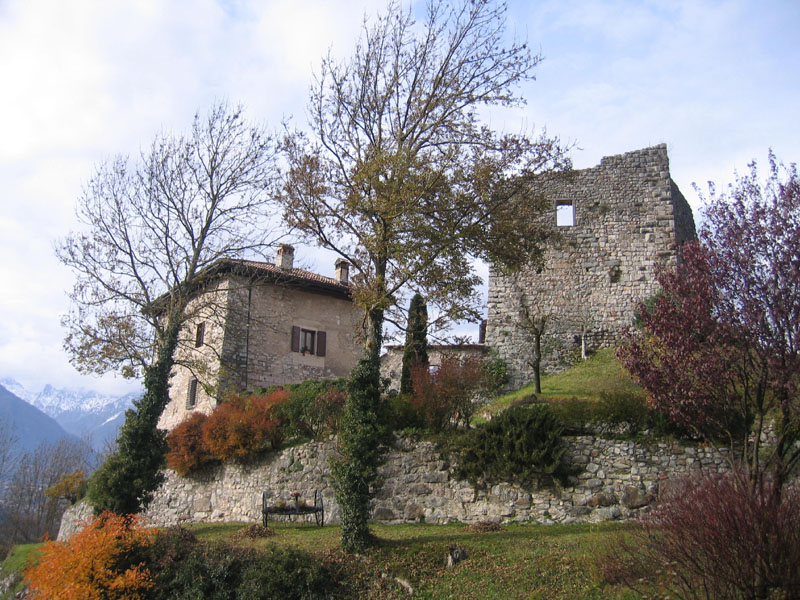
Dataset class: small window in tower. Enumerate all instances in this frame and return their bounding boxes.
[195,322,206,347]
[187,378,198,409]
[556,201,575,227]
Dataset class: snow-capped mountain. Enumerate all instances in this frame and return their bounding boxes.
[0,384,77,458]
[0,378,141,451]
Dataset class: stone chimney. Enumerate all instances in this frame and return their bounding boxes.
[334,259,350,285]
[276,244,294,270]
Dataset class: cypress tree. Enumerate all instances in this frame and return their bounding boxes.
[400,293,429,395]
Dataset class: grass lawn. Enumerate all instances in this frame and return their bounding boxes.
[190,520,644,599]
[481,348,644,419]
[0,543,40,599]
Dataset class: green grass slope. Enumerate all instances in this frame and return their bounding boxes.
[482,348,645,419]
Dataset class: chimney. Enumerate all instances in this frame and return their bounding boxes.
[334,259,350,285]
[276,244,294,270]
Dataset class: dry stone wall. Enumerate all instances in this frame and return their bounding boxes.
[486,145,697,388]
[60,435,729,539]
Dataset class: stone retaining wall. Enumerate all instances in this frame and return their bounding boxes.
[59,435,729,539]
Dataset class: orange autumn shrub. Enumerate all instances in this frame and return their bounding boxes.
[165,412,214,476]
[24,512,155,600]
[202,390,286,461]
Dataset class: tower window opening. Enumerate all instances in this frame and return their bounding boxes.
[556,201,575,227]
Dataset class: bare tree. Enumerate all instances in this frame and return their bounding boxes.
[0,416,18,483]
[0,439,90,548]
[282,0,569,550]
[56,102,282,514]
[517,293,552,394]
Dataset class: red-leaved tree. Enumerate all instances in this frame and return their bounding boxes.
[619,151,800,491]
[616,152,800,599]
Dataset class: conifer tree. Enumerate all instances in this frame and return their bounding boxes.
[400,293,429,395]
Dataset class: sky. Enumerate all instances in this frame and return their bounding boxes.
[0,0,798,396]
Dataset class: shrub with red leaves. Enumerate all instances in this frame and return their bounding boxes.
[411,354,487,432]
[166,412,214,476]
[202,390,286,461]
[603,471,800,599]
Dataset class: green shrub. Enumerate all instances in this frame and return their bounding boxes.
[482,351,509,395]
[236,545,333,599]
[140,527,333,600]
[596,392,651,434]
[549,397,595,434]
[386,393,424,430]
[278,378,347,439]
[550,393,691,438]
[455,403,565,487]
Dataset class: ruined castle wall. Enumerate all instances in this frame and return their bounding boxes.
[486,145,696,389]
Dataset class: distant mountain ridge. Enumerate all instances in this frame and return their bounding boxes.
[0,378,141,451]
[0,384,78,458]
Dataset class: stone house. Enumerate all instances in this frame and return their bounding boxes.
[158,245,364,430]
[486,144,697,388]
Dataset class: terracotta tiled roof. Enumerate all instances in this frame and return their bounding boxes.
[220,259,351,297]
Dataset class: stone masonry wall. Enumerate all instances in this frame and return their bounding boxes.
[486,145,697,388]
[380,344,489,393]
[60,435,729,539]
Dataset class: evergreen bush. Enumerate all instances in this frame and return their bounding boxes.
[455,403,565,487]
[331,358,389,552]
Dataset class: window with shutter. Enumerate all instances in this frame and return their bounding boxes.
[316,330,327,357]
[291,326,301,352]
[291,326,327,357]
[186,378,198,409]
[301,329,316,354]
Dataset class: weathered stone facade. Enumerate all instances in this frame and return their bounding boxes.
[486,144,697,388]
[59,435,730,539]
[158,252,364,431]
[380,344,488,392]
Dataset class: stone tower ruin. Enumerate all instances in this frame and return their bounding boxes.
[485,144,697,389]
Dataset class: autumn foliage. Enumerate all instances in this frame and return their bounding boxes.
[166,390,287,472]
[24,512,155,600]
[410,355,488,431]
[203,391,286,460]
[602,472,800,599]
[619,153,800,486]
[165,412,213,476]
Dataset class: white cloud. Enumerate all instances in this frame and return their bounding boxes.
[0,0,798,394]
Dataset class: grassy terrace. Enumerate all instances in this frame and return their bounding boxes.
[193,521,644,599]
[481,348,645,419]
[1,521,648,599]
